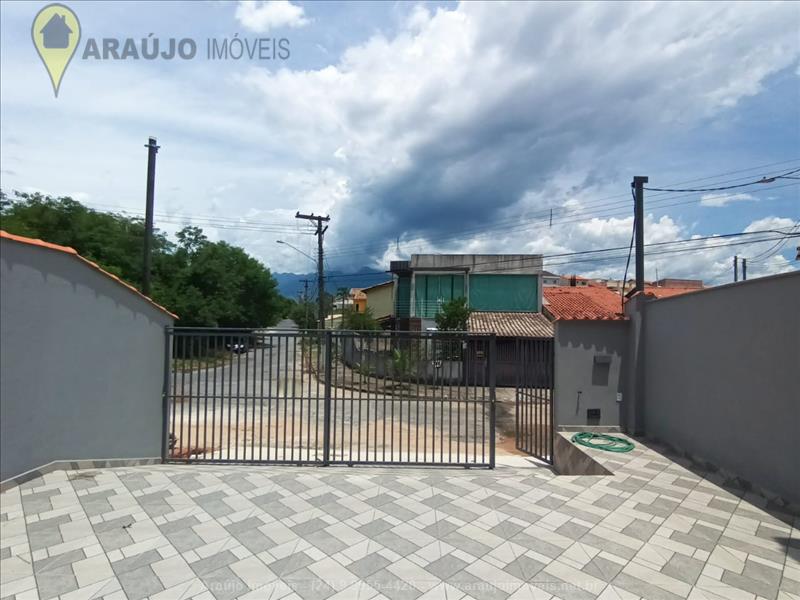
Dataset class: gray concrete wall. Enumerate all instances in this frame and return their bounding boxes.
[554,320,627,428]
[641,271,800,502]
[0,239,173,482]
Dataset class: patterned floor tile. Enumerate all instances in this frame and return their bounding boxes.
[2,437,798,600]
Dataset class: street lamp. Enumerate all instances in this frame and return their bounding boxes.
[277,240,318,328]
[276,240,316,264]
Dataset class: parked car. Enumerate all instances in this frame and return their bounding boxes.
[226,340,249,354]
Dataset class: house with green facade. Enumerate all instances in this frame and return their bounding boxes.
[390,254,546,329]
[388,254,553,385]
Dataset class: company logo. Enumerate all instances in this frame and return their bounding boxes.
[31,2,291,99]
[31,3,81,97]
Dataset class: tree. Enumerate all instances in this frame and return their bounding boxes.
[289,299,318,330]
[334,287,350,327]
[435,297,471,331]
[0,191,171,282]
[175,226,207,255]
[1,190,285,328]
[153,233,282,327]
[275,295,295,320]
[341,306,379,331]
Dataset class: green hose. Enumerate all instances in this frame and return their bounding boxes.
[571,432,635,453]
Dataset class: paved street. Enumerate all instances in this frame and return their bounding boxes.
[172,320,305,401]
[2,435,797,600]
[169,323,500,464]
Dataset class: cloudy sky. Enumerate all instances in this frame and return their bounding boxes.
[2,1,798,284]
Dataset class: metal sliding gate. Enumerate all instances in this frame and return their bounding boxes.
[515,337,555,463]
[163,328,496,468]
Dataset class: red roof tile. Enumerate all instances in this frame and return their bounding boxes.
[643,286,702,299]
[543,286,626,321]
[1,230,178,319]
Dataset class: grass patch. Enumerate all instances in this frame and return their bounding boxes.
[173,350,231,371]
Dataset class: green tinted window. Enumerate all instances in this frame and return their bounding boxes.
[395,275,411,318]
[414,274,465,318]
[469,274,538,311]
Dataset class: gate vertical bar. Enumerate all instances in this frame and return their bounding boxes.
[514,337,519,451]
[323,331,333,466]
[161,328,171,461]
[549,339,555,462]
[489,334,496,469]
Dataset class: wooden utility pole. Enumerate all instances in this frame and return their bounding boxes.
[632,176,648,292]
[742,258,747,281]
[295,212,330,329]
[734,256,738,282]
[300,278,310,326]
[143,137,160,296]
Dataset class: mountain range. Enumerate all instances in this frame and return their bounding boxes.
[274,268,391,299]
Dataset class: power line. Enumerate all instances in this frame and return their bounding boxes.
[59,160,797,252]
[555,159,800,211]
[323,271,389,280]
[81,204,315,235]
[535,236,792,274]
[324,178,799,259]
[745,222,800,263]
[322,160,800,256]
[322,190,800,256]
[643,168,800,193]
[321,229,799,279]
[324,184,798,260]
[80,201,313,232]
[322,234,795,278]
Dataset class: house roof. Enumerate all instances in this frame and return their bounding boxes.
[350,288,366,300]
[642,286,702,299]
[1,230,177,319]
[361,280,393,293]
[468,311,554,338]
[543,286,626,321]
[42,14,72,34]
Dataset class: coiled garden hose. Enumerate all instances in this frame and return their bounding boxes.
[571,432,635,452]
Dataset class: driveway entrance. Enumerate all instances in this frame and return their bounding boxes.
[164,327,497,468]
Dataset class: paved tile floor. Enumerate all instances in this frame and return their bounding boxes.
[1,436,798,600]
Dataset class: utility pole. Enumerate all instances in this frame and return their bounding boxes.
[300,278,310,327]
[632,176,648,293]
[295,212,330,329]
[143,137,160,296]
[734,256,738,282]
[742,258,747,281]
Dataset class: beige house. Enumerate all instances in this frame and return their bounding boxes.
[362,280,393,323]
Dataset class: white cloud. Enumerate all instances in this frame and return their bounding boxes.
[743,216,795,233]
[2,2,798,280]
[235,2,799,269]
[565,214,797,284]
[700,192,756,207]
[235,1,309,33]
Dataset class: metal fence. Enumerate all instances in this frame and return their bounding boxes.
[163,328,496,468]
[515,337,554,463]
